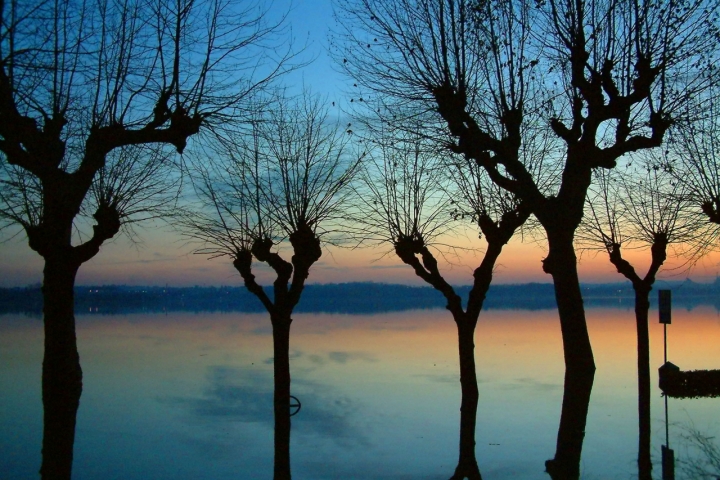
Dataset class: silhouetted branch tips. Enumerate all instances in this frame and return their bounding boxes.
[0,1,300,477]
[338,0,720,372]
[184,90,357,316]
[182,91,354,480]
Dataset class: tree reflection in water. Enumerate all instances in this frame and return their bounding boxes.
[448,326,483,480]
[664,380,720,480]
[637,328,652,480]
[40,301,82,480]
[545,368,595,480]
[40,377,80,479]
[677,423,720,478]
[32,308,720,479]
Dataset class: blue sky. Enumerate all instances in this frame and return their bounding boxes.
[1,0,719,287]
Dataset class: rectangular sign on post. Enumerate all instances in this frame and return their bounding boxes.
[659,290,672,324]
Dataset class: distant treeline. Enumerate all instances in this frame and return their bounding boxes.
[1,280,719,315]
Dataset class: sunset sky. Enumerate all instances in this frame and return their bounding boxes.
[2,219,719,287]
[1,0,719,288]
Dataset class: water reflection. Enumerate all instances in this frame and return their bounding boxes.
[40,312,82,480]
[676,422,720,478]
[40,364,81,480]
[545,369,594,480]
[449,378,482,480]
[638,330,652,480]
[660,366,720,480]
[660,393,720,479]
[2,308,720,478]
[662,395,675,480]
[272,323,293,480]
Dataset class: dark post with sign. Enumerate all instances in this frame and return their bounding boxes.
[659,290,671,363]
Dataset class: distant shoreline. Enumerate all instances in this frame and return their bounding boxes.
[2,280,719,315]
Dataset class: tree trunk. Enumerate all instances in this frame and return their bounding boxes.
[634,288,652,480]
[40,255,82,480]
[543,228,595,373]
[545,368,595,480]
[543,225,596,479]
[272,316,292,480]
[449,319,483,480]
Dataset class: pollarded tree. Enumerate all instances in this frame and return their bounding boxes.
[183,93,361,480]
[335,0,720,375]
[0,0,295,477]
[352,123,530,479]
[580,159,699,480]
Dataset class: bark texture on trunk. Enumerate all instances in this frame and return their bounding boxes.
[545,368,595,480]
[40,256,82,480]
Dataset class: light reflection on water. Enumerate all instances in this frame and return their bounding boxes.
[1,307,719,479]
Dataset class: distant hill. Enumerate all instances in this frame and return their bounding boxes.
[1,280,719,315]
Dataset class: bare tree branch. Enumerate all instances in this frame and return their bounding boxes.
[183,91,361,315]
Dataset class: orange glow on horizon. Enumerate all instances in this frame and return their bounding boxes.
[2,223,720,287]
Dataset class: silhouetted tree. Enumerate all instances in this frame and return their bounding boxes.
[183,93,361,480]
[670,86,720,249]
[580,160,699,479]
[0,0,294,477]
[336,0,720,375]
[353,124,530,480]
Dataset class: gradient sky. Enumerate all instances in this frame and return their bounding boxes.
[1,0,719,287]
[3,218,719,287]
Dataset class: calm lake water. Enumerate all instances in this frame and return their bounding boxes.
[1,306,719,479]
